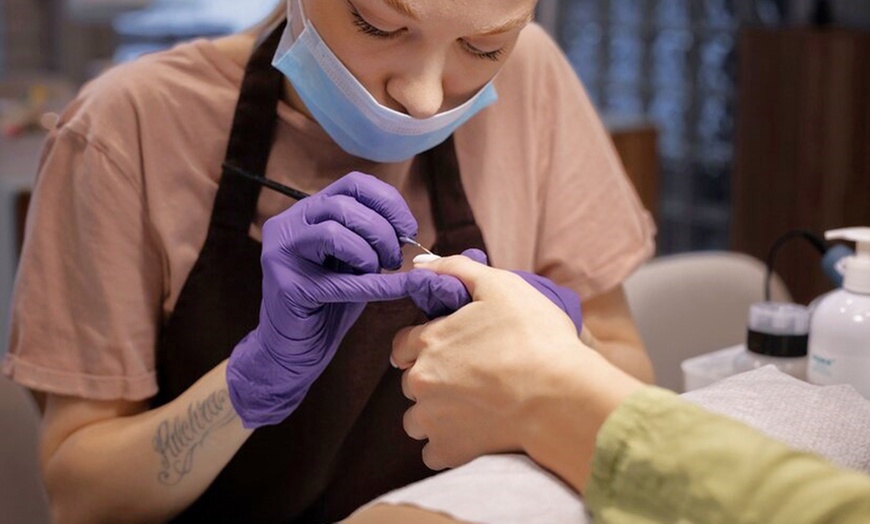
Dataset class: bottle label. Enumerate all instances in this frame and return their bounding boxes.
[808,350,870,398]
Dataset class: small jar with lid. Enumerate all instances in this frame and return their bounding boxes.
[733,301,810,380]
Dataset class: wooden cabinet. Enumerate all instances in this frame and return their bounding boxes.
[731,28,870,304]
[608,118,659,222]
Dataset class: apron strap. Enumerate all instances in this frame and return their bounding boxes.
[212,21,286,232]
[423,136,477,232]
[422,136,487,255]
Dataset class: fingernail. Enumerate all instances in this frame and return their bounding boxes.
[389,356,399,368]
[413,254,441,264]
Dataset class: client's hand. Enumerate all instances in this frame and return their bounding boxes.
[227,172,417,428]
[404,248,583,334]
[392,255,643,491]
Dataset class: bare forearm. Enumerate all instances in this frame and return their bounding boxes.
[597,339,654,384]
[582,326,653,384]
[521,348,644,494]
[44,361,252,524]
[581,286,654,384]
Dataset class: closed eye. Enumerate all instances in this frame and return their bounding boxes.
[349,4,405,39]
[348,0,506,62]
[460,40,505,62]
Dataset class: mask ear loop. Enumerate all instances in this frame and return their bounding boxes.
[290,0,308,38]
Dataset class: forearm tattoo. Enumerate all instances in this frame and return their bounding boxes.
[153,389,236,485]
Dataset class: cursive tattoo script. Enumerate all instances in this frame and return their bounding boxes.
[153,389,236,485]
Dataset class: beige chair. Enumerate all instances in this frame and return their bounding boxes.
[0,374,51,523]
[623,251,791,392]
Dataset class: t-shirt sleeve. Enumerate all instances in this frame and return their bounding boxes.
[531,29,655,297]
[396,23,654,298]
[586,387,870,524]
[3,116,164,401]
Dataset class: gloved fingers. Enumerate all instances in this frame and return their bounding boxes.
[513,271,583,334]
[460,248,489,266]
[532,276,582,330]
[293,222,381,274]
[405,269,471,318]
[318,172,418,240]
[305,194,404,270]
[309,271,411,304]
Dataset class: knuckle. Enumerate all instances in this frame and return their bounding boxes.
[320,220,342,236]
[405,365,428,393]
[416,328,441,355]
[346,170,374,184]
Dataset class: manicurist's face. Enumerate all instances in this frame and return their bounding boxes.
[303,0,538,118]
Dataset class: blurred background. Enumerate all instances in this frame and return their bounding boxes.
[1,0,869,345]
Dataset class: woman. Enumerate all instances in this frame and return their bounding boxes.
[2,0,654,521]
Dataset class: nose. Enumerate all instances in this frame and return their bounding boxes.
[385,59,445,119]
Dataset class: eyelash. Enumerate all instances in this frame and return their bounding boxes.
[350,9,403,39]
[349,8,505,62]
[460,41,504,62]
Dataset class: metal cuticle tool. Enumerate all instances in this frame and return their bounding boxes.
[399,236,438,257]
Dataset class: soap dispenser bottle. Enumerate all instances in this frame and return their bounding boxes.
[807,227,870,398]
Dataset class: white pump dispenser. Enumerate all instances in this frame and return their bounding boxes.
[807,227,870,398]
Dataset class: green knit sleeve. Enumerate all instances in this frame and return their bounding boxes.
[584,387,870,524]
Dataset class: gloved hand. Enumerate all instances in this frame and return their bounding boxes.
[405,248,583,334]
[227,172,417,428]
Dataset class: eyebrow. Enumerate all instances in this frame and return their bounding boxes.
[477,11,535,36]
[383,0,420,20]
[380,0,533,35]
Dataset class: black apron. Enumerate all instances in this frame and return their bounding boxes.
[151,22,489,523]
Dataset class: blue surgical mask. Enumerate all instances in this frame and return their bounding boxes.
[271,0,498,163]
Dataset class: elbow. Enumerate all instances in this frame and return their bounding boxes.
[49,498,96,524]
[43,460,116,524]
[45,475,100,524]
[45,462,172,524]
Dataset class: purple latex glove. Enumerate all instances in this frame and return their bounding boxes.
[227,172,417,428]
[405,248,583,334]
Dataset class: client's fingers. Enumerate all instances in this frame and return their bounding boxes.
[403,405,427,441]
[413,255,500,298]
[400,368,415,402]
[421,443,449,472]
[391,323,428,370]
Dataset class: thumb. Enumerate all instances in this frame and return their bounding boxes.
[313,272,411,304]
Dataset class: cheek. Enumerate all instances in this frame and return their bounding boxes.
[339,48,393,99]
[444,62,502,105]
[315,26,394,100]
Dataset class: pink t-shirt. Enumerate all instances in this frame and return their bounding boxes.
[3,24,655,400]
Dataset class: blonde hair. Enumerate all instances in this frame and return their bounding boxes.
[246,1,288,34]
